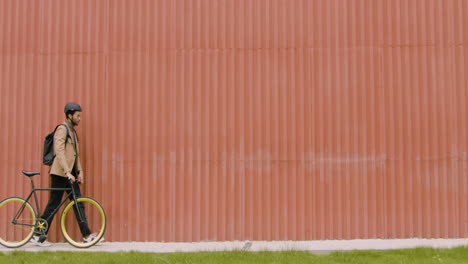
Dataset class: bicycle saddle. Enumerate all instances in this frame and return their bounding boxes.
[22,170,40,177]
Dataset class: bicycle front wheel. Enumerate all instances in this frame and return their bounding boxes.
[60,196,106,248]
[0,197,36,248]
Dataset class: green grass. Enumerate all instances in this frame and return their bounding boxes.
[2,247,468,264]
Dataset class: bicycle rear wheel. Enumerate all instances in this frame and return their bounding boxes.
[0,197,36,248]
[60,196,106,248]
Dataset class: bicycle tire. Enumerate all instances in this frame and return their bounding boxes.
[0,197,36,248]
[60,196,106,248]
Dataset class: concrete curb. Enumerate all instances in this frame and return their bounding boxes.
[1,239,468,253]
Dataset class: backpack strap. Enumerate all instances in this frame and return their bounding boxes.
[62,123,79,153]
[54,124,70,150]
[61,124,70,140]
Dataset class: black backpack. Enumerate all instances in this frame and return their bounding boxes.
[43,124,70,165]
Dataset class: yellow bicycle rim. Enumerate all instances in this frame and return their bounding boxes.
[61,197,106,248]
[0,197,36,248]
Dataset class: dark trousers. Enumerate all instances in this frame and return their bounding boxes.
[41,174,91,237]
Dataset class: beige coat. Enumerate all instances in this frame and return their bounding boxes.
[49,122,82,177]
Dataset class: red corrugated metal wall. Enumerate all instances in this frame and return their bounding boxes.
[1,0,467,242]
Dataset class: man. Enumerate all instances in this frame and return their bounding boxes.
[31,102,96,246]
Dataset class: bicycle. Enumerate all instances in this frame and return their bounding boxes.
[0,170,106,248]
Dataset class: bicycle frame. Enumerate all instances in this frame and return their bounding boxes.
[13,177,85,232]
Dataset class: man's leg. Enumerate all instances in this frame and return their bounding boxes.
[40,175,67,235]
[67,182,92,238]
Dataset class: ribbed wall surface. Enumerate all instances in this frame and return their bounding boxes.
[1,0,467,242]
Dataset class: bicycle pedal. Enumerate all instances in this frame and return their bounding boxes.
[38,235,47,243]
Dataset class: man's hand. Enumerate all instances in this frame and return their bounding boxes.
[78,171,84,184]
[66,172,76,183]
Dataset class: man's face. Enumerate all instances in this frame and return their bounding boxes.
[69,111,81,126]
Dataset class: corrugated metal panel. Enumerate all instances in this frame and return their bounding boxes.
[1,0,467,242]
